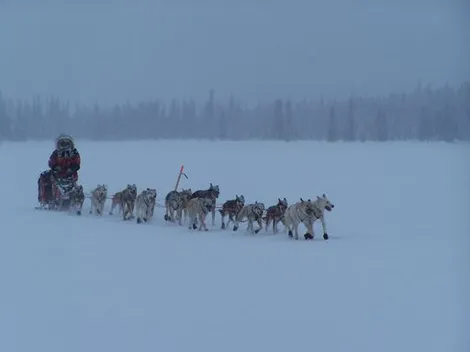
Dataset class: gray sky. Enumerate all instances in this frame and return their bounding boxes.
[1,0,469,106]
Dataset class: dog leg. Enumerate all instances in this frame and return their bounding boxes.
[199,214,208,231]
[265,217,270,232]
[220,213,226,229]
[233,218,239,231]
[304,220,314,240]
[190,214,198,230]
[320,215,328,240]
[188,214,193,230]
[228,214,235,228]
[294,223,300,240]
[247,219,252,233]
[177,208,183,225]
[254,218,262,234]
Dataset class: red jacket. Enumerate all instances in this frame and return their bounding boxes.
[48,148,81,179]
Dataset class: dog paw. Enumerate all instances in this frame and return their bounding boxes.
[304,233,314,240]
[323,233,329,240]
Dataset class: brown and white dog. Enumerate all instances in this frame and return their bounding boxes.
[190,183,220,227]
[219,194,245,230]
[164,188,192,225]
[264,197,288,233]
[109,184,137,220]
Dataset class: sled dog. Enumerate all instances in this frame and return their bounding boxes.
[164,188,192,225]
[135,188,157,223]
[219,194,245,230]
[265,197,288,233]
[233,201,265,234]
[69,184,85,216]
[186,197,214,231]
[89,184,108,216]
[109,191,123,215]
[191,183,220,227]
[109,184,137,220]
[283,194,334,240]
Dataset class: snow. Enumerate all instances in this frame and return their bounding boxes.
[1,140,469,352]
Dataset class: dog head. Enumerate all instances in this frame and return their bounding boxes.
[72,184,84,201]
[145,188,157,202]
[95,184,107,200]
[300,198,315,215]
[209,183,220,198]
[126,184,137,197]
[201,197,213,212]
[316,193,334,212]
[277,197,288,212]
[236,194,245,207]
[253,201,265,217]
[181,188,192,202]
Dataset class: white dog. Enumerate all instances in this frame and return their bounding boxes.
[89,184,108,216]
[135,188,157,223]
[283,194,334,240]
[186,197,214,231]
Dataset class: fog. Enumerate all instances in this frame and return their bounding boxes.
[1,0,469,106]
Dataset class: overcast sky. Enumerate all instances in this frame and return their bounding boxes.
[1,0,469,106]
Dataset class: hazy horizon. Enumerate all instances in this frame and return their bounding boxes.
[1,0,469,106]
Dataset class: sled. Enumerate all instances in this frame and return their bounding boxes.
[37,172,83,214]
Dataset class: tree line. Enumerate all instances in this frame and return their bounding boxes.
[1,82,469,142]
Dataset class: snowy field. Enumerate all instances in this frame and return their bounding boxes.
[1,140,469,352]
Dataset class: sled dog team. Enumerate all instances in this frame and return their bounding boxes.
[87,183,334,240]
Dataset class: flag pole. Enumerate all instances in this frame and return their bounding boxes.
[174,165,188,191]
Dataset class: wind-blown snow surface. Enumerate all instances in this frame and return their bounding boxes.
[1,140,469,352]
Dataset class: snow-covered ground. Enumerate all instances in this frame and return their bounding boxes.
[1,140,469,352]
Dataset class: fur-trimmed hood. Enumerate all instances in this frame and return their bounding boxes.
[55,134,75,151]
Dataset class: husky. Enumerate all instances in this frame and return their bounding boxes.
[164,188,192,225]
[233,201,265,234]
[109,191,123,215]
[69,184,85,216]
[109,184,137,220]
[219,194,245,230]
[185,197,214,231]
[89,184,108,216]
[135,188,157,224]
[283,194,334,240]
[265,197,288,233]
[190,183,220,227]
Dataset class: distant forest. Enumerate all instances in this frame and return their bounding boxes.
[1,82,469,142]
